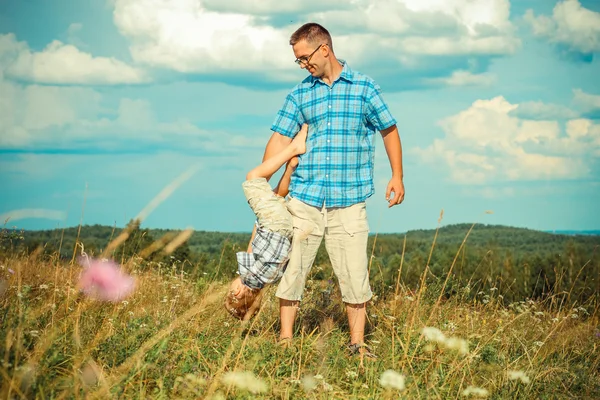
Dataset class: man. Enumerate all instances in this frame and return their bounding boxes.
[263,23,405,357]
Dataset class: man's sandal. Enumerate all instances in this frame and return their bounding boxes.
[347,343,378,360]
[277,337,293,348]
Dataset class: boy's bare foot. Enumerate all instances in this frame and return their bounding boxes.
[291,124,308,155]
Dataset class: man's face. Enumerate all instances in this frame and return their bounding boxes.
[292,40,325,77]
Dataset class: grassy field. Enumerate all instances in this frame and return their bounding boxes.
[1,235,599,399]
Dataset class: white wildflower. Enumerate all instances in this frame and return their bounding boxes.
[490,287,498,292]
[379,370,405,391]
[462,385,489,397]
[346,370,358,379]
[444,322,458,332]
[534,311,544,317]
[301,375,318,392]
[445,337,469,355]
[314,374,324,380]
[29,330,39,337]
[533,341,544,347]
[551,318,559,323]
[361,383,369,389]
[507,370,530,384]
[386,315,396,321]
[39,284,49,290]
[221,371,268,394]
[322,381,333,391]
[405,295,415,301]
[121,300,129,306]
[421,327,446,343]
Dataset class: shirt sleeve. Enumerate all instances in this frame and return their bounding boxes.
[366,82,397,131]
[271,93,303,138]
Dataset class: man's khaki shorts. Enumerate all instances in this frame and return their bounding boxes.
[275,197,373,304]
[242,178,293,238]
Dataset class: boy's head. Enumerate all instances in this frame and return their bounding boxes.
[224,277,263,321]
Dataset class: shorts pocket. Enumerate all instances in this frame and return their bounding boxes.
[341,203,369,236]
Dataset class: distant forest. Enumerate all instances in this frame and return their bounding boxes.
[3,222,599,305]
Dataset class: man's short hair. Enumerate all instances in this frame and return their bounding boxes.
[289,22,333,51]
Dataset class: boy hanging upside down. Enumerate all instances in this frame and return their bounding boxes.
[224,124,308,321]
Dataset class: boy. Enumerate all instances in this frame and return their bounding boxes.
[224,124,308,321]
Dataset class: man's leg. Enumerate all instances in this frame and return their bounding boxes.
[346,302,367,345]
[279,299,299,339]
[324,203,372,347]
[275,198,325,340]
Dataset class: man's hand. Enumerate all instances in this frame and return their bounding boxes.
[380,125,404,208]
[385,175,405,208]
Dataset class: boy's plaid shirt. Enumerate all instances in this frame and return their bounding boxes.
[236,225,291,290]
[271,61,397,208]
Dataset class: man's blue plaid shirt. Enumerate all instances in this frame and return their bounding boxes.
[271,61,397,208]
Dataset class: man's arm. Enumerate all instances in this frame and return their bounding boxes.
[380,124,405,207]
[262,132,293,181]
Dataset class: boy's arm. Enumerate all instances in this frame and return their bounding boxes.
[272,157,298,197]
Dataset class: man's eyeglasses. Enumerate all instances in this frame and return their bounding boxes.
[294,44,324,66]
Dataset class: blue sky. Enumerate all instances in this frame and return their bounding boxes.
[1,0,599,234]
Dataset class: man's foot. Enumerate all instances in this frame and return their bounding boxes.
[291,124,308,155]
[277,337,293,349]
[347,343,378,360]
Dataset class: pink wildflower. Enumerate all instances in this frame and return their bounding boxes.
[78,258,135,302]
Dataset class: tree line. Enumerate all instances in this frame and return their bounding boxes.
[3,222,598,304]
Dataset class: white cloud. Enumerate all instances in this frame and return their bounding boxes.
[0,209,67,223]
[0,33,148,85]
[0,72,264,152]
[415,95,599,184]
[524,0,600,54]
[573,89,600,113]
[427,70,496,87]
[112,0,519,86]
[201,0,349,15]
[509,101,578,120]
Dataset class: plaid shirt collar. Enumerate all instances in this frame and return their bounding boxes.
[309,59,354,88]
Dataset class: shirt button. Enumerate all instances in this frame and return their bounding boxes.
[327,122,331,126]
[325,175,329,178]
[327,140,330,143]
[326,157,329,160]
[328,105,332,108]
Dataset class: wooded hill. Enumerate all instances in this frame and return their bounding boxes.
[4,222,599,304]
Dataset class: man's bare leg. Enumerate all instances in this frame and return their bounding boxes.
[279,299,299,340]
[346,302,367,345]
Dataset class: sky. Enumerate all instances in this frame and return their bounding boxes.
[0,0,599,234]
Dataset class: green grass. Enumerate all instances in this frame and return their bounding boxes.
[1,245,599,399]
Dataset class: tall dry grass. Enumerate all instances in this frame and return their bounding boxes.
[1,227,599,399]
